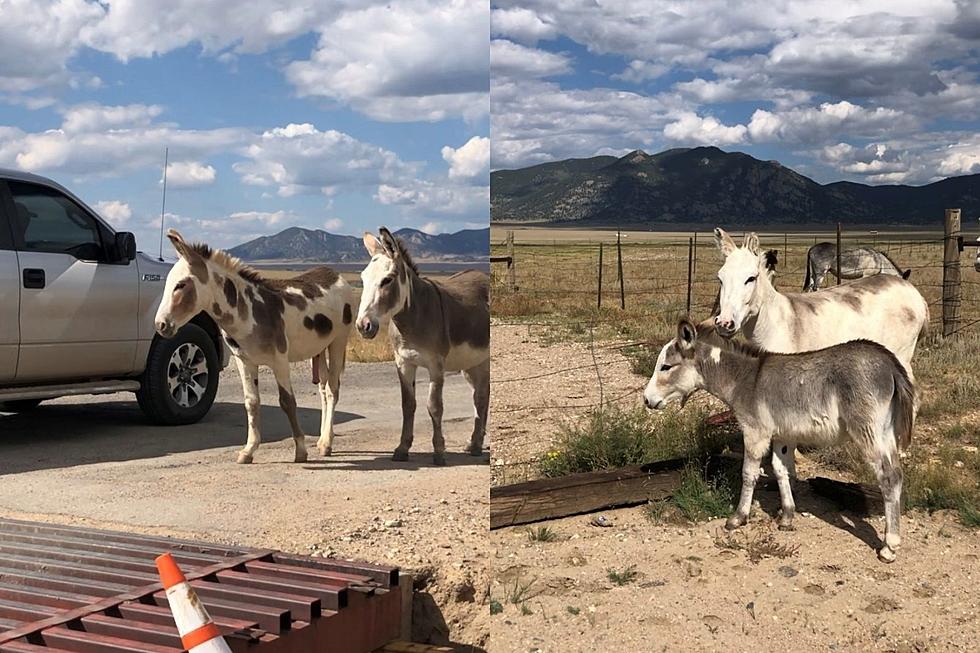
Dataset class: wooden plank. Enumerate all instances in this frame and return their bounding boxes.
[489,459,685,529]
[376,642,454,653]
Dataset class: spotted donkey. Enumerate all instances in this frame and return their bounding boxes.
[356,228,489,465]
[155,229,354,464]
[644,318,915,562]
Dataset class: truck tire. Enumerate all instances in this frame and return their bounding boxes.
[0,399,43,412]
[137,323,219,425]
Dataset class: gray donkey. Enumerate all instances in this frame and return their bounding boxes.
[803,242,910,291]
[643,318,915,563]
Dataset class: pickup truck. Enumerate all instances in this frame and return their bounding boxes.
[0,169,225,424]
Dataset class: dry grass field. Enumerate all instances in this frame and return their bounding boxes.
[489,226,980,518]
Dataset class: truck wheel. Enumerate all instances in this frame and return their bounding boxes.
[0,399,43,412]
[137,323,219,425]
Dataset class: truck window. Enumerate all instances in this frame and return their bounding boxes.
[8,181,106,261]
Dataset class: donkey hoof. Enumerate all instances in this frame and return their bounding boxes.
[294,450,308,463]
[467,445,484,456]
[433,453,447,466]
[318,446,332,457]
[877,546,897,563]
[777,522,795,532]
[725,515,745,531]
[236,452,253,465]
[392,449,409,462]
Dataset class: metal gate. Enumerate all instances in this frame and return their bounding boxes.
[0,518,401,652]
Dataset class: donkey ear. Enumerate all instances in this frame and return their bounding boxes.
[378,227,399,258]
[743,232,760,255]
[166,229,190,258]
[363,232,382,256]
[677,317,697,349]
[714,228,737,256]
[764,249,778,270]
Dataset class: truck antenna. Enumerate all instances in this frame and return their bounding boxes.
[158,147,169,261]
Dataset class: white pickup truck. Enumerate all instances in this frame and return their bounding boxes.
[0,169,225,424]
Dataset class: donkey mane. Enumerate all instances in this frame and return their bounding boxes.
[188,241,268,285]
[694,321,767,359]
[877,248,904,273]
[387,236,420,275]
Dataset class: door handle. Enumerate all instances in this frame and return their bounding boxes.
[23,268,45,289]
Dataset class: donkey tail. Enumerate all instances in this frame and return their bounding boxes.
[891,365,915,452]
[803,251,813,291]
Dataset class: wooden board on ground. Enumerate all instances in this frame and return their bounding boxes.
[376,642,455,652]
[489,459,686,529]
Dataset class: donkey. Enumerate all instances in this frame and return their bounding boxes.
[155,230,354,464]
[803,242,910,291]
[356,228,489,465]
[712,228,927,479]
[644,318,915,562]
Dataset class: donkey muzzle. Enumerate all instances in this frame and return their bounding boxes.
[156,320,177,339]
[357,317,378,339]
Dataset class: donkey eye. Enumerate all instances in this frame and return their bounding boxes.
[745,276,757,284]
[660,364,672,372]
[173,281,186,292]
[380,276,393,287]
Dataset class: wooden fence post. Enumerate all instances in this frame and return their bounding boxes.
[597,242,603,309]
[686,237,693,314]
[783,232,788,269]
[616,231,625,310]
[836,222,842,285]
[506,230,516,290]
[943,208,962,337]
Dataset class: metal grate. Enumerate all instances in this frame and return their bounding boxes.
[0,518,401,652]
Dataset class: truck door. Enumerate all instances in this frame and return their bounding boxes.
[0,197,18,382]
[6,180,139,382]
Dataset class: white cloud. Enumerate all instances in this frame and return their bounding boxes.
[937,144,980,177]
[93,200,132,227]
[61,103,163,133]
[442,136,490,180]
[663,113,747,146]
[613,60,669,84]
[233,123,416,197]
[747,101,915,144]
[491,39,571,80]
[164,161,217,188]
[420,221,441,235]
[490,7,557,44]
[324,218,344,231]
[285,0,489,122]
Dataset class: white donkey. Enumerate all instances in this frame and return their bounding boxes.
[711,228,927,478]
[645,318,915,562]
[355,228,489,465]
[155,230,354,464]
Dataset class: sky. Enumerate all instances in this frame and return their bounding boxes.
[0,0,489,252]
[490,1,980,186]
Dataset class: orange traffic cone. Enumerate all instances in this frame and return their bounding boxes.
[155,553,233,653]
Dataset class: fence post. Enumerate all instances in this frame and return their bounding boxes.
[943,208,962,337]
[616,231,625,310]
[692,232,698,285]
[597,242,603,309]
[783,232,788,269]
[836,222,842,285]
[506,230,516,290]
[686,237,693,314]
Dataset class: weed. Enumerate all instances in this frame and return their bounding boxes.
[607,565,639,586]
[490,599,503,615]
[506,576,541,613]
[526,526,560,542]
[566,605,581,616]
[714,524,800,563]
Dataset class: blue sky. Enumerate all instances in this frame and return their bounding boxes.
[491,1,980,185]
[0,0,488,250]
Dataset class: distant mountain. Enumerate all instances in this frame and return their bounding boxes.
[228,226,489,262]
[490,146,980,225]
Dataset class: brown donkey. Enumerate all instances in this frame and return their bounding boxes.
[155,230,354,464]
[355,228,489,465]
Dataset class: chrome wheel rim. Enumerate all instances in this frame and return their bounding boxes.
[167,343,208,408]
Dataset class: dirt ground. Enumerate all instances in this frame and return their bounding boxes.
[489,323,980,652]
[0,360,490,650]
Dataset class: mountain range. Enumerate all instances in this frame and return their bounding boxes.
[228,227,489,262]
[490,147,980,225]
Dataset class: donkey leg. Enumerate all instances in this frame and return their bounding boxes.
[272,362,307,463]
[872,437,903,563]
[393,363,418,461]
[463,359,489,456]
[427,366,447,466]
[771,443,797,530]
[727,445,765,530]
[316,339,345,457]
[235,357,261,464]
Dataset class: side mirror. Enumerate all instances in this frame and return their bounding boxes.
[115,231,137,262]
